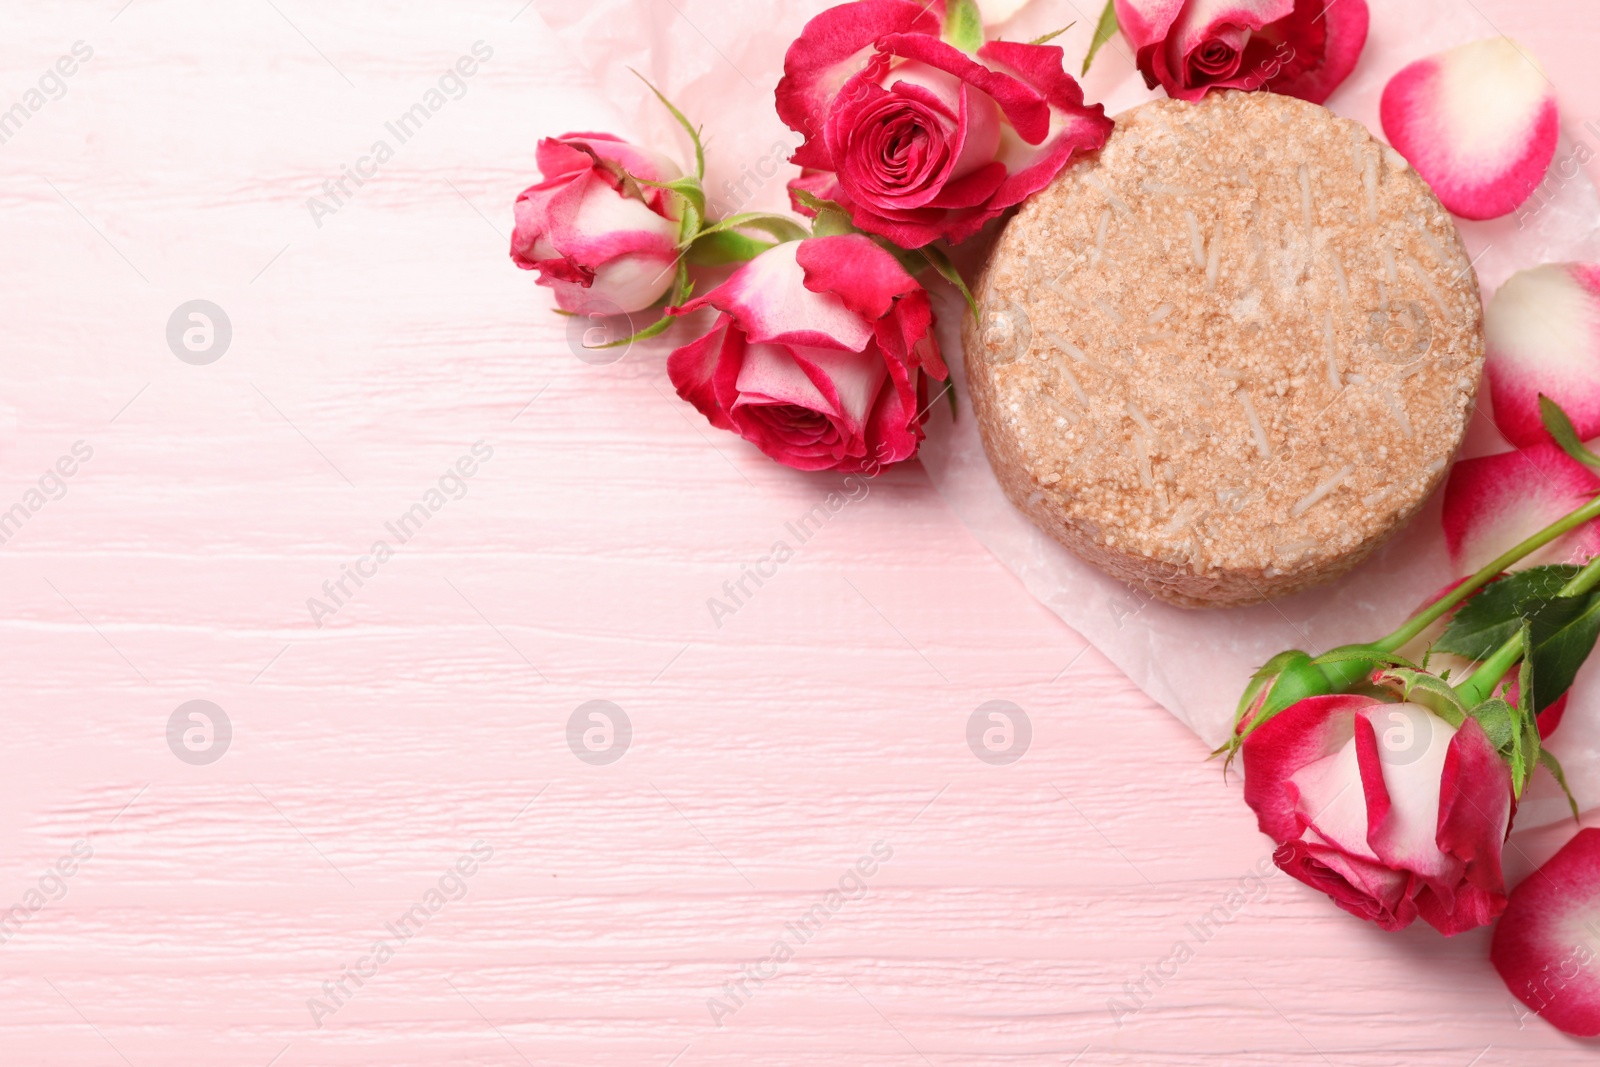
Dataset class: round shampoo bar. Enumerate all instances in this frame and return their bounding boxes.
[964,91,1485,608]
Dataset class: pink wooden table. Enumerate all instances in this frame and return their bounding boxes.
[4,1,1599,1063]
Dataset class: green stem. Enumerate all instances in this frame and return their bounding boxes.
[1456,553,1600,705]
[1375,491,1600,653]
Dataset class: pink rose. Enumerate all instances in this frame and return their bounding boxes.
[776,0,1113,248]
[666,234,946,473]
[1114,0,1370,104]
[1242,694,1512,935]
[511,132,681,315]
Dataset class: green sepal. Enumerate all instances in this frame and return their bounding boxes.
[1539,748,1582,822]
[1083,0,1120,75]
[1541,393,1600,471]
[1310,645,1418,691]
[1030,23,1075,46]
[1465,696,1517,754]
[1378,668,1468,728]
[791,188,859,237]
[693,212,809,245]
[629,68,705,180]
[687,230,776,267]
[1213,650,1331,769]
[1511,624,1539,796]
[943,0,984,53]
[919,244,979,320]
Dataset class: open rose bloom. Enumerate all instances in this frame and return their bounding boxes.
[777,0,1113,247]
[666,235,945,473]
[511,132,682,315]
[1242,694,1513,934]
[1114,0,1370,104]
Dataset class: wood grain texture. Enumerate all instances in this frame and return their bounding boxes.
[3,1,1600,1064]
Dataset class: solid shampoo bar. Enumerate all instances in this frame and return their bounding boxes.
[964,91,1485,607]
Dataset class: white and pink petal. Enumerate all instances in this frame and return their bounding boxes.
[1492,829,1600,1036]
[1380,37,1559,221]
[678,241,876,352]
[1442,442,1600,574]
[1486,263,1600,447]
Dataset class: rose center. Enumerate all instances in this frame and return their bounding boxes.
[1192,38,1240,78]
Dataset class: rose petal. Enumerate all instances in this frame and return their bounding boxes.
[1380,37,1560,221]
[873,32,1053,145]
[1486,264,1600,447]
[976,40,1116,211]
[676,241,876,352]
[1266,0,1369,105]
[1240,693,1372,843]
[1441,442,1600,574]
[1274,837,1418,931]
[666,319,739,433]
[795,234,921,321]
[1492,828,1600,1036]
[1290,716,1381,858]
[1359,704,1463,896]
[1425,716,1511,929]
[1112,0,1189,54]
[776,0,943,171]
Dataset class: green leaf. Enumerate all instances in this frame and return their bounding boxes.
[1082,0,1120,76]
[1539,749,1582,821]
[919,244,979,320]
[942,0,984,53]
[1527,591,1600,712]
[1436,565,1580,660]
[1466,697,1517,754]
[694,212,809,244]
[1541,393,1600,470]
[687,230,775,267]
[1030,23,1075,46]
[629,68,705,180]
[1379,668,1467,728]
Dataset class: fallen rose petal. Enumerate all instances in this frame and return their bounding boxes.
[1441,443,1600,575]
[1486,264,1600,447]
[1380,37,1559,221]
[1492,828,1600,1036]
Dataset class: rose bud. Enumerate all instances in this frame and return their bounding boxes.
[665,234,947,473]
[1241,694,1513,935]
[776,0,1113,248]
[1114,0,1369,104]
[511,132,682,315]
[1381,38,1559,221]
